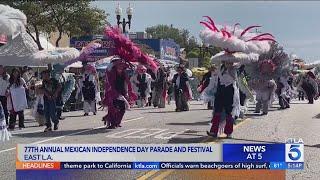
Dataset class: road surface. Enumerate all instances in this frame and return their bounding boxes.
[0,100,319,180]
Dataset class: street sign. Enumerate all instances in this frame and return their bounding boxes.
[70,36,116,61]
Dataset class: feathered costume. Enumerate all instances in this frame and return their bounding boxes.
[102,27,158,128]
[245,43,291,112]
[51,63,76,119]
[199,16,276,137]
[237,67,254,116]
[201,70,219,109]
[0,4,27,37]
[103,58,137,128]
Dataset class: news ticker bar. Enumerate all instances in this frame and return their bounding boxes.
[16,162,304,170]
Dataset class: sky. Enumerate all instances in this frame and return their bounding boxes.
[91,1,320,62]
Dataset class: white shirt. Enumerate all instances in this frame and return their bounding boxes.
[219,68,236,86]
[22,72,33,86]
[9,78,26,89]
[0,76,9,96]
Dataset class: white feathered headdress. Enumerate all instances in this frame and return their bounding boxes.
[199,16,276,63]
[0,4,27,36]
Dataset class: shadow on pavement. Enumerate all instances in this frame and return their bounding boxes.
[310,144,320,148]
[69,128,112,136]
[244,113,261,117]
[312,113,320,119]
[166,121,210,126]
[24,125,42,128]
[188,108,210,111]
[289,102,308,104]
[23,121,38,124]
[22,119,36,122]
[130,107,155,111]
[144,111,177,114]
[63,115,87,118]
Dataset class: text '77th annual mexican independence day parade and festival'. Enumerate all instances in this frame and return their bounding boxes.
[16,141,304,170]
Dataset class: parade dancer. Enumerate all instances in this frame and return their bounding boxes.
[201,65,219,113]
[207,62,240,138]
[52,64,66,120]
[103,58,136,129]
[7,68,28,130]
[276,76,291,109]
[41,70,62,132]
[253,79,277,115]
[153,63,167,108]
[199,16,280,138]
[131,65,152,108]
[299,71,319,104]
[102,26,158,127]
[172,64,192,112]
[80,64,99,116]
[147,68,156,107]
[199,65,217,109]
[167,68,175,105]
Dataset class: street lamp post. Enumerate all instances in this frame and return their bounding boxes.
[115,3,133,33]
[198,42,208,67]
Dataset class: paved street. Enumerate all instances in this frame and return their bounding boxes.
[0,100,319,180]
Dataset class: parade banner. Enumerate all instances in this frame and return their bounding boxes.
[160,39,180,62]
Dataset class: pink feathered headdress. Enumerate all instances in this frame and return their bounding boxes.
[200,16,276,55]
[104,26,158,72]
[259,59,276,74]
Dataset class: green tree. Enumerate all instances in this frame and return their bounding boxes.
[187,46,220,68]
[44,0,107,47]
[145,24,198,54]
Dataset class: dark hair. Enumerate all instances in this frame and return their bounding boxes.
[9,68,22,86]
[41,70,50,79]
[0,65,8,80]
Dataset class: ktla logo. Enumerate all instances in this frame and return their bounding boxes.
[285,138,304,162]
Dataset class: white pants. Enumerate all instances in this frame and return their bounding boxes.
[84,101,96,113]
